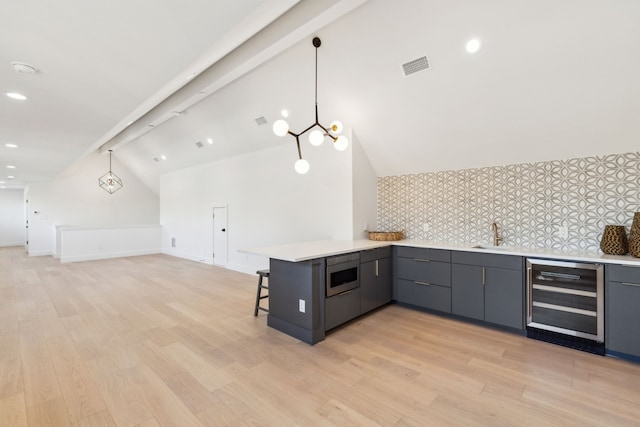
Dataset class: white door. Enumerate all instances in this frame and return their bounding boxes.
[212,206,228,267]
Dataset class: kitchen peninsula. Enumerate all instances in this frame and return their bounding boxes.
[244,239,640,361]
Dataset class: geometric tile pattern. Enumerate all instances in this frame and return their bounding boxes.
[378,152,640,251]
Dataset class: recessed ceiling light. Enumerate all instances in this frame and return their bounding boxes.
[5,143,18,148]
[160,155,167,160]
[6,92,27,100]
[7,176,15,179]
[281,109,289,118]
[7,165,16,169]
[466,38,482,53]
[207,138,214,144]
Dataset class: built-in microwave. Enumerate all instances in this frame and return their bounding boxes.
[326,252,360,297]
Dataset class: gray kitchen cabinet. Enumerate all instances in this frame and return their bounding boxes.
[451,251,524,330]
[325,287,362,331]
[395,247,452,313]
[605,264,640,359]
[269,258,326,344]
[361,247,392,314]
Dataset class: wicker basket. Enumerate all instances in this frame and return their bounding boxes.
[367,230,404,241]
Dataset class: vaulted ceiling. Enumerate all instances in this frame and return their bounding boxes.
[2,0,639,193]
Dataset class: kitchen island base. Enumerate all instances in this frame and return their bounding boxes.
[267,258,326,344]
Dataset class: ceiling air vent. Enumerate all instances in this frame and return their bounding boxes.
[195,141,204,148]
[402,56,429,76]
[254,116,268,126]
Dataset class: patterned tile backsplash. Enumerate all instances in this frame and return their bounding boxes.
[377,152,640,251]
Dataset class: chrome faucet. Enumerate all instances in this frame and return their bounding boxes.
[491,222,503,246]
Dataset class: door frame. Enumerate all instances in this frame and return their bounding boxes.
[211,203,228,267]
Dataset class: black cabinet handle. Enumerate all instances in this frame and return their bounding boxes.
[221,228,226,232]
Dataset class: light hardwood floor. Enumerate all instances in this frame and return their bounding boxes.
[1,246,640,426]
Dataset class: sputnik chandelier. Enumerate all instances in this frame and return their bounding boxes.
[98,149,123,194]
[272,37,348,174]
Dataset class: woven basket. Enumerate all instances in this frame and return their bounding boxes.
[367,231,404,241]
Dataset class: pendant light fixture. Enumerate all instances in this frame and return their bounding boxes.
[272,37,348,174]
[98,150,123,194]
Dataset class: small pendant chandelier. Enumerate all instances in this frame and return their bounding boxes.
[98,149,123,194]
[272,37,348,174]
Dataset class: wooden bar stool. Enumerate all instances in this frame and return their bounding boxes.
[254,269,269,316]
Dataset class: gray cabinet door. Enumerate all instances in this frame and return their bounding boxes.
[325,288,361,331]
[451,264,484,321]
[452,252,524,330]
[377,257,392,306]
[360,260,377,314]
[485,267,523,329]
[606,280,640,357]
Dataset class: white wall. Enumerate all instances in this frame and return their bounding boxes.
[351,131,378,239]
[0,189,25,247]
[27,150,159,256]
[160,136,355,273]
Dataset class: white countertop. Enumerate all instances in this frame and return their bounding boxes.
[242,239,640,266]
[242,239,392,262]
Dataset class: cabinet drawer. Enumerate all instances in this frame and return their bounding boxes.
[360,249,377,263]
[397,257,451,286]
[452,251,522,270]
[396,279,451,313]
[376,246,391,259]
[606,264,640,284]
[325,288,361,331]
[396,246,450,262]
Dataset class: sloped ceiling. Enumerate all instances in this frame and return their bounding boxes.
[0,0,301,189]
[2,0,640,192]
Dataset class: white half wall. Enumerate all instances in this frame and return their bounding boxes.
[27,150,160,256]
[0,189,25,247]
[160,137,354,274]
[59,225,161,263]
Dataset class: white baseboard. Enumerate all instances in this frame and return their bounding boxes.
[161,249,213,265]
[226,263,258,276]
[28,249,53,257]
[0,242,25,247]
[61,249,160,263]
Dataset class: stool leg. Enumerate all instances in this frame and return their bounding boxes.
[254,275,263,316]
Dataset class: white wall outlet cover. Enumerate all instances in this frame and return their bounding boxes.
[299,299,306,313]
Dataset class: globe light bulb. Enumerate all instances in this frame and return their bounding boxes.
[466,38,482,53]
[294,159,310,174]
[273,119,289,137]
[309,130,324,146]
[334,135,348,151]
[330,120,343,134]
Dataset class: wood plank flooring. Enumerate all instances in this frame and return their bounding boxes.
[1,246,640,426]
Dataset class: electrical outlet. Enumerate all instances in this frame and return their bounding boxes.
[558,226,568,239]
[299,299,306,313]
[171,237,176,248]
[363,222,368,231]
[423,223,430,232]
